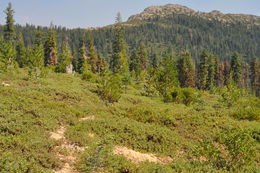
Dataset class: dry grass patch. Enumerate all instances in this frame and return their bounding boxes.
[113,146,173,164]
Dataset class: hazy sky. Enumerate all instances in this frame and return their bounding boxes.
[0,0,259,28]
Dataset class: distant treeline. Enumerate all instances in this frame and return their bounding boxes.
[0,3,259,97]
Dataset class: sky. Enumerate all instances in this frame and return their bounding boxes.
[0,0,259,28]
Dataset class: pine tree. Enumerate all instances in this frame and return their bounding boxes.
[154,56,179,97]
[0,37,16,71]
[177,51,195,88]
[137,42,148,71]
[111,24,129,75]
[150,52,159,68]
[129,42,148,78]
[115,12,122,23]
[16,33,26,67]
[217,62,225,87]
[34,31,44,47]
[230,53,242,86]
[4,3,15,42]
[224,61,231,86]
[44,29,58,66]
[250,57,260,96]
[198,50,209,90]
[129,49,139,74]
[206,54,215,90]
[27,43,45,79]
[77,39,90,74]
[86,37,98,73]
[56,38,73,73]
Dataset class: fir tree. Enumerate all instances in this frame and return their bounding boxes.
[111,23,129,75]
[4,3,15,42]
[137,42,148,71]
[86,37,98,73]
[177,51,195,88]
[56,38,73,73]
[154,56,179,97]
[44,29,58,66]
[224,61,231,86]
[250,57,260,96]
[129,49,139,74]
[206,54,215,90]
[0,37,16,71]
[230,53,242,86]
[198,50,209,90]
[16,33,26,67]
[27,43,45,79]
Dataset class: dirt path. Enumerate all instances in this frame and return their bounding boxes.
[50,116,97,173]
[50,126,84,173]
[113,146,173,164]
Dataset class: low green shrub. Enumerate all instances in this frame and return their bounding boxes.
[165,88,199,105]
[96,74,123,103]
[220,84,241,107]
[232,107,260,121]
[195,128,257,171]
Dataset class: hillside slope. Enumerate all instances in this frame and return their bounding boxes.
[0,70,259,172]
[88,4,260,62]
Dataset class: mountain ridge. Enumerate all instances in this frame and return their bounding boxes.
[127,4,260,25]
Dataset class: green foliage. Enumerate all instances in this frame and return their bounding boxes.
[96,74,123,103]
[16,33,27,68]
[3,3,15,42]
[198,50,216,90]
[232,96,260,121]
[0,38,16,72]
[166,88,199,105]
[111,25,129,75]
[177,51,195,88]
[44,28,58,66]
[56,39,73,73]
[220,83,241,107]
[153,56,179,98]
[27,44,45,79]
[130,42,148,78]
[0,69,259,172]
[195,128,257,171]
[231,53,243,86]
[233,107,260,121]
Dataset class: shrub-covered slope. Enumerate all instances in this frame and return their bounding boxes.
[0,70,259,172]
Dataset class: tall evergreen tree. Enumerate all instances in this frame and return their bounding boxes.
[230,53,242,86]
[129,49,139,74]
[206,55,215,90]
[115,12,122,23]
[86,37,99,73]
[16,33,26,67]
[137,42,148,71]
[56,38,73,73]
[224,61,231,86]
[111,23,129,75]
[44,29,58,66]
[154,56,179,97]
[250,57,260,96]
[0,37,16,71]
[129,42,148,77]
[77,39,89,74]
[4,3,15,42]
[177,51,195,88]
[198,50,209,90]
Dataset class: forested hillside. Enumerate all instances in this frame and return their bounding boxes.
[1,4,260,63]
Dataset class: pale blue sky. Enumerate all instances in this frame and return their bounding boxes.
[0,0,259,28]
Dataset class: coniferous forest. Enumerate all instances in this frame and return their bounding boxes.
[0,2,260,173]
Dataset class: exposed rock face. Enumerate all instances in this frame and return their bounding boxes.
[128,4,260,25]
[66,64,74,74]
